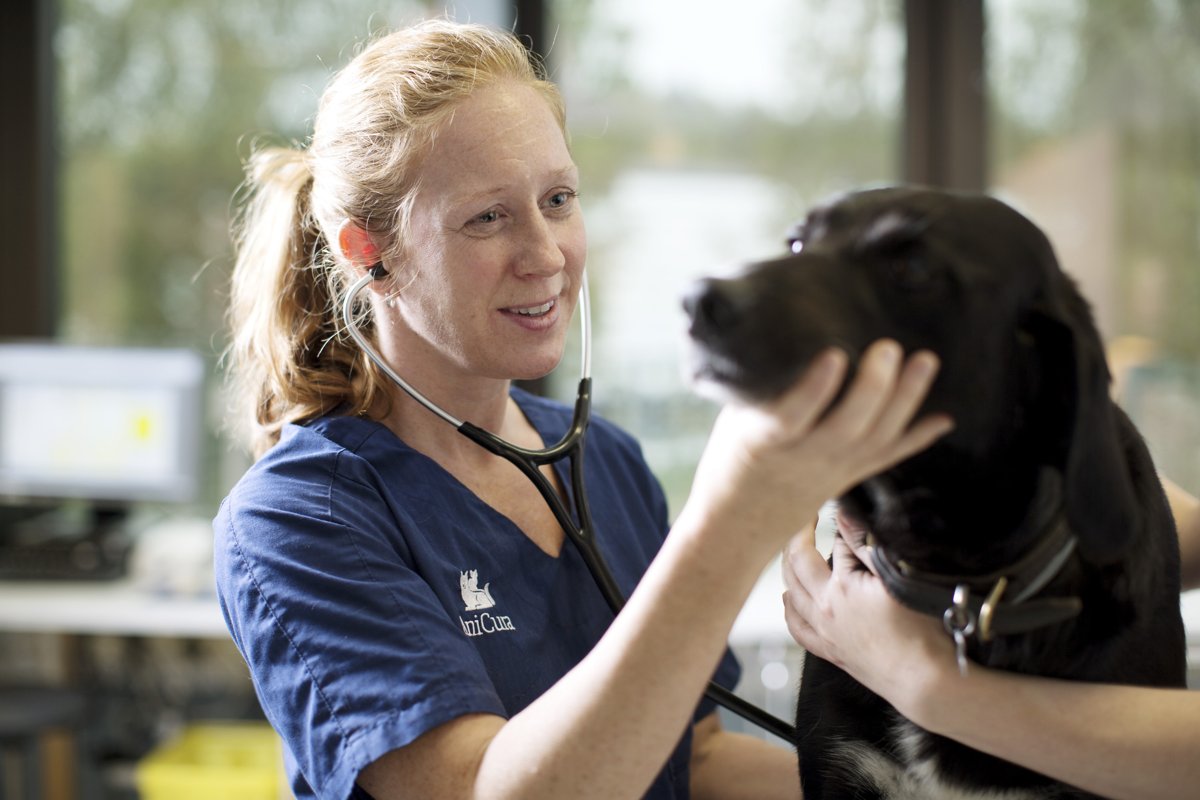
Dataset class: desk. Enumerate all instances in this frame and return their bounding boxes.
[0,580,227,638]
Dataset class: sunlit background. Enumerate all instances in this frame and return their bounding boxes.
[1,0,1198,795]
[47,0,1200,512]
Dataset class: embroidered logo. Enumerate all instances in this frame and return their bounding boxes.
[459,569,495,610]
[457,569,516,638]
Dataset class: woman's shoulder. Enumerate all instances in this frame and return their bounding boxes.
[224,414,398,507]
[213,413,419,573]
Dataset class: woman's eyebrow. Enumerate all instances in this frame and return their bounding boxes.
[448,165,580,209]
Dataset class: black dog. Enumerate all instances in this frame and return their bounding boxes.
[683,186,1186,799]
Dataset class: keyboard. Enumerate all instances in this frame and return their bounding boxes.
[0,528,132,581]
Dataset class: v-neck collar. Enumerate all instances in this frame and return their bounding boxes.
[342,387,579,560]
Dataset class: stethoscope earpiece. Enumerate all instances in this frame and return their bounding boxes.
[368,263,389,280]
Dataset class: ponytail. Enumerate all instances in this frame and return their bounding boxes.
[226,147,385,458]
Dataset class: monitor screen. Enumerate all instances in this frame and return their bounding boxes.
[0,343,205,504]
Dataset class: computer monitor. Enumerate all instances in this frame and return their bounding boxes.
[0,343,205,505]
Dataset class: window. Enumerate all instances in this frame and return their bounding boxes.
[548,0,905,514]
[988,0,1200,493]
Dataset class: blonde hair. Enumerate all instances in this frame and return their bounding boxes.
[227,19,565,458]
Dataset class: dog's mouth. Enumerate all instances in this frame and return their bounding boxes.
[681,270,864,403]
[684,347,738,394]
[684,321,862,406]
[684,339,809,404]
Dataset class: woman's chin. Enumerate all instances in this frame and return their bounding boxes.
[513,362,562,383]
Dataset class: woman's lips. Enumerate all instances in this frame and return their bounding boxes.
[500,297,559,330]
[506,299,555,317]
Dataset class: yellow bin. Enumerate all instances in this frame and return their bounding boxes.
[136,721,285,800]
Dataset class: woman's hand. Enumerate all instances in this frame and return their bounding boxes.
[781,511,955,721]
[679,339,954,559]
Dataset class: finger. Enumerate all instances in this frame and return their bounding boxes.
[863,350,942,442]
[781,545,808,598]
[705,350,845,454]
[834,510,881,576]
[762,348,849,436]
[829,530,857,575]
[786,526,835,594]
[857,542,880,576]
[836,507,867,538]
[782,565,813,625]
[781,521,817,582]
[782,592,818,649]
[876,411,956,469]
[782,526,829,619]
[818,339,904,441]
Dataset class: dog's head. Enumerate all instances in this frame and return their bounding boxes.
[683,186,1137,565]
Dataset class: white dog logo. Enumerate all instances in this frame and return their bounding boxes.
[460,570,496,611]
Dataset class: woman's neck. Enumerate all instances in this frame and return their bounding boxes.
[377,375,517,457]
[368,312,547,469]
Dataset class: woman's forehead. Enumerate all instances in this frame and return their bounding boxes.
[413,82,574,206]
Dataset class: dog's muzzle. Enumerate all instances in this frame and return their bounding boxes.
[682,274,830,401]
[683,277,751,340]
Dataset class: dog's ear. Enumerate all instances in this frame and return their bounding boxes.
[1024,275,1138,565]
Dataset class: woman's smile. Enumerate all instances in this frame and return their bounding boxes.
[499,296,563,331]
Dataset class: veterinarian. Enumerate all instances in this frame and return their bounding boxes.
[784,480,1200,800]
[214,19,952,800]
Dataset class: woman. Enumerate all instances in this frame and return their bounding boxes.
[784,477,1200,800]
[216,19,951,799]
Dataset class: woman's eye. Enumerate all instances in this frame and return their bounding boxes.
[473,209,500,225]
[546,190,577,210]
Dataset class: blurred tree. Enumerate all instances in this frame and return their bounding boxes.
[1071,0,1200,355]
[58,0,430,349]
[57,0,432,501]
[991,0,1200,356]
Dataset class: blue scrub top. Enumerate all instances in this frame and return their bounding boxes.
[214,388,741,800]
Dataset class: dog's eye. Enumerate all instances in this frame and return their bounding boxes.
[887,254,936,288]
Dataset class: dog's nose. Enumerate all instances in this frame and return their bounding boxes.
[682,277,746,335]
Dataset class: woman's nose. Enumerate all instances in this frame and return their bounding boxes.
[515,214,568,277]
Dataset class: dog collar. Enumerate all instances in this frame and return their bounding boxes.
[868,469,1083,648]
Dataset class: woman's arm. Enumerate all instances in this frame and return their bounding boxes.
[917,661,1200,800]
[782,525,1200,800]
[688,712,800,800]
[358,342,950,800]
[1163,476,1200,590]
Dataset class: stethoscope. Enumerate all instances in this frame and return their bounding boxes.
[342,264,796,743]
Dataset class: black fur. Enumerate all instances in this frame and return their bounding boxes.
[683,186,1185,798]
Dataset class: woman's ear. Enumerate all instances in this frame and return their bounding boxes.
[337,220,382,272]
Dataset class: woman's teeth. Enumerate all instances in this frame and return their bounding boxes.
[513,300,554,317]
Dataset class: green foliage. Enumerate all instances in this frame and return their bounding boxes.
[58,0,429,349]
[990,0,1200,357]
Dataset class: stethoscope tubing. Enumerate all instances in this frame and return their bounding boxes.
[341,268,796,744]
